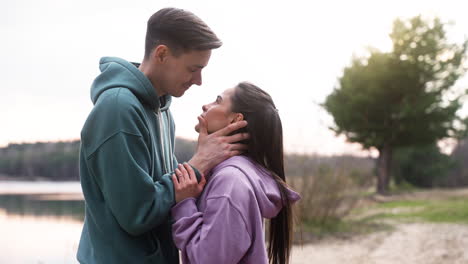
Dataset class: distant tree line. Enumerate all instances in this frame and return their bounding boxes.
[0,139,196,181]
[2,138,466,187]
[1,139,377,182]
[0,141,81,181]
[0,139,379,183]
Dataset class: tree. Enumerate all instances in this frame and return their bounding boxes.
[392,144,455,188]
[324,16,467,194]
[445,139,468,187]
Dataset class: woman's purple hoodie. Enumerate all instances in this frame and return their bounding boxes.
[171,155,301,264]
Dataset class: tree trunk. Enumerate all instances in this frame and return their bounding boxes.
[377,144,393,195]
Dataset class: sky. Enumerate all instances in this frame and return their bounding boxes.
[2,0,468,156]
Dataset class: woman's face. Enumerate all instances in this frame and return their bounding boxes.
[195,87,242,133]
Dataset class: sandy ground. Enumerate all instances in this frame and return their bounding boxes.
[290,188,468,264]
[291,223,468,264]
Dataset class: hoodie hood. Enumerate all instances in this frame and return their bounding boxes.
[211,156,300,219]
[90,57,172,110]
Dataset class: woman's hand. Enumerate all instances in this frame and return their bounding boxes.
[172,162,207,203]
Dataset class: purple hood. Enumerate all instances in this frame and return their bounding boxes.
[210,156,301,219]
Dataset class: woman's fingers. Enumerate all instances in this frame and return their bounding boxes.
[175,168,187,190]
[198,174,207,191]
[172,163,205,203]
[182,162,196,181]
[178,164,189,178]
[172,174,179,186]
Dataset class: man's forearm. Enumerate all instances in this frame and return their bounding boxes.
[188,155,209,176]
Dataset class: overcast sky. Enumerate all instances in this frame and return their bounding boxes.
[2,0,468,156]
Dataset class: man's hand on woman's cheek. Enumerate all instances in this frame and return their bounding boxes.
[189,117,249,175]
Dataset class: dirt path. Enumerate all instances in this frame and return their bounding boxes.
[291,223,468,264]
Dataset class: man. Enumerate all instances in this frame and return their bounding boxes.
[77,8,248,264]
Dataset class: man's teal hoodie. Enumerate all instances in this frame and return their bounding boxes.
[77,57,180,263]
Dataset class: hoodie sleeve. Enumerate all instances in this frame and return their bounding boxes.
[87,131,175,236]
[171,196,252,264]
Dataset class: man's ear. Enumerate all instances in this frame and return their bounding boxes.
[231,113,244,123]
[153,45,169,63]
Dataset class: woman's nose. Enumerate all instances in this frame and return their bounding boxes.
[202,104,208,112]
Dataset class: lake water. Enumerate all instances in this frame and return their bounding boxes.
[0,181,84,264]
[0,181,311,264]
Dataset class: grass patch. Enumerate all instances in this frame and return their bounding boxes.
[416,199,468,223]
[389,181,421,193]
[378,200,428,208]
[370,196,468,224]
[296,191,468,244]
[300,217,391,240]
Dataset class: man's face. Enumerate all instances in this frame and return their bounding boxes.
[156,49,212,97]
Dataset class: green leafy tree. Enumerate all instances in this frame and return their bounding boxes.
[324,16,467,194]
[392,144,455,188]
[445,139,468,187]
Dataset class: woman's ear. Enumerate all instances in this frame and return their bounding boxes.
[231,113,244,123]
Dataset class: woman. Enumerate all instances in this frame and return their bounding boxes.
[171,82,300,264]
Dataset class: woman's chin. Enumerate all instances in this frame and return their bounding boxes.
[194,124,200,133]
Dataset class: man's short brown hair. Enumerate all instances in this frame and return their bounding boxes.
[144,8,222,59]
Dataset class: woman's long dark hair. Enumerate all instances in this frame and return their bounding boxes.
[231,82,293,264]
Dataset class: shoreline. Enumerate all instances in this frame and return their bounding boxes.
[0,180,83,195]
[0,174,79,182]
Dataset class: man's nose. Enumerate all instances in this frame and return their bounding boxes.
[192,72,202,86]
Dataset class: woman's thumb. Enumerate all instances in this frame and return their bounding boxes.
[198,174,207,189]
